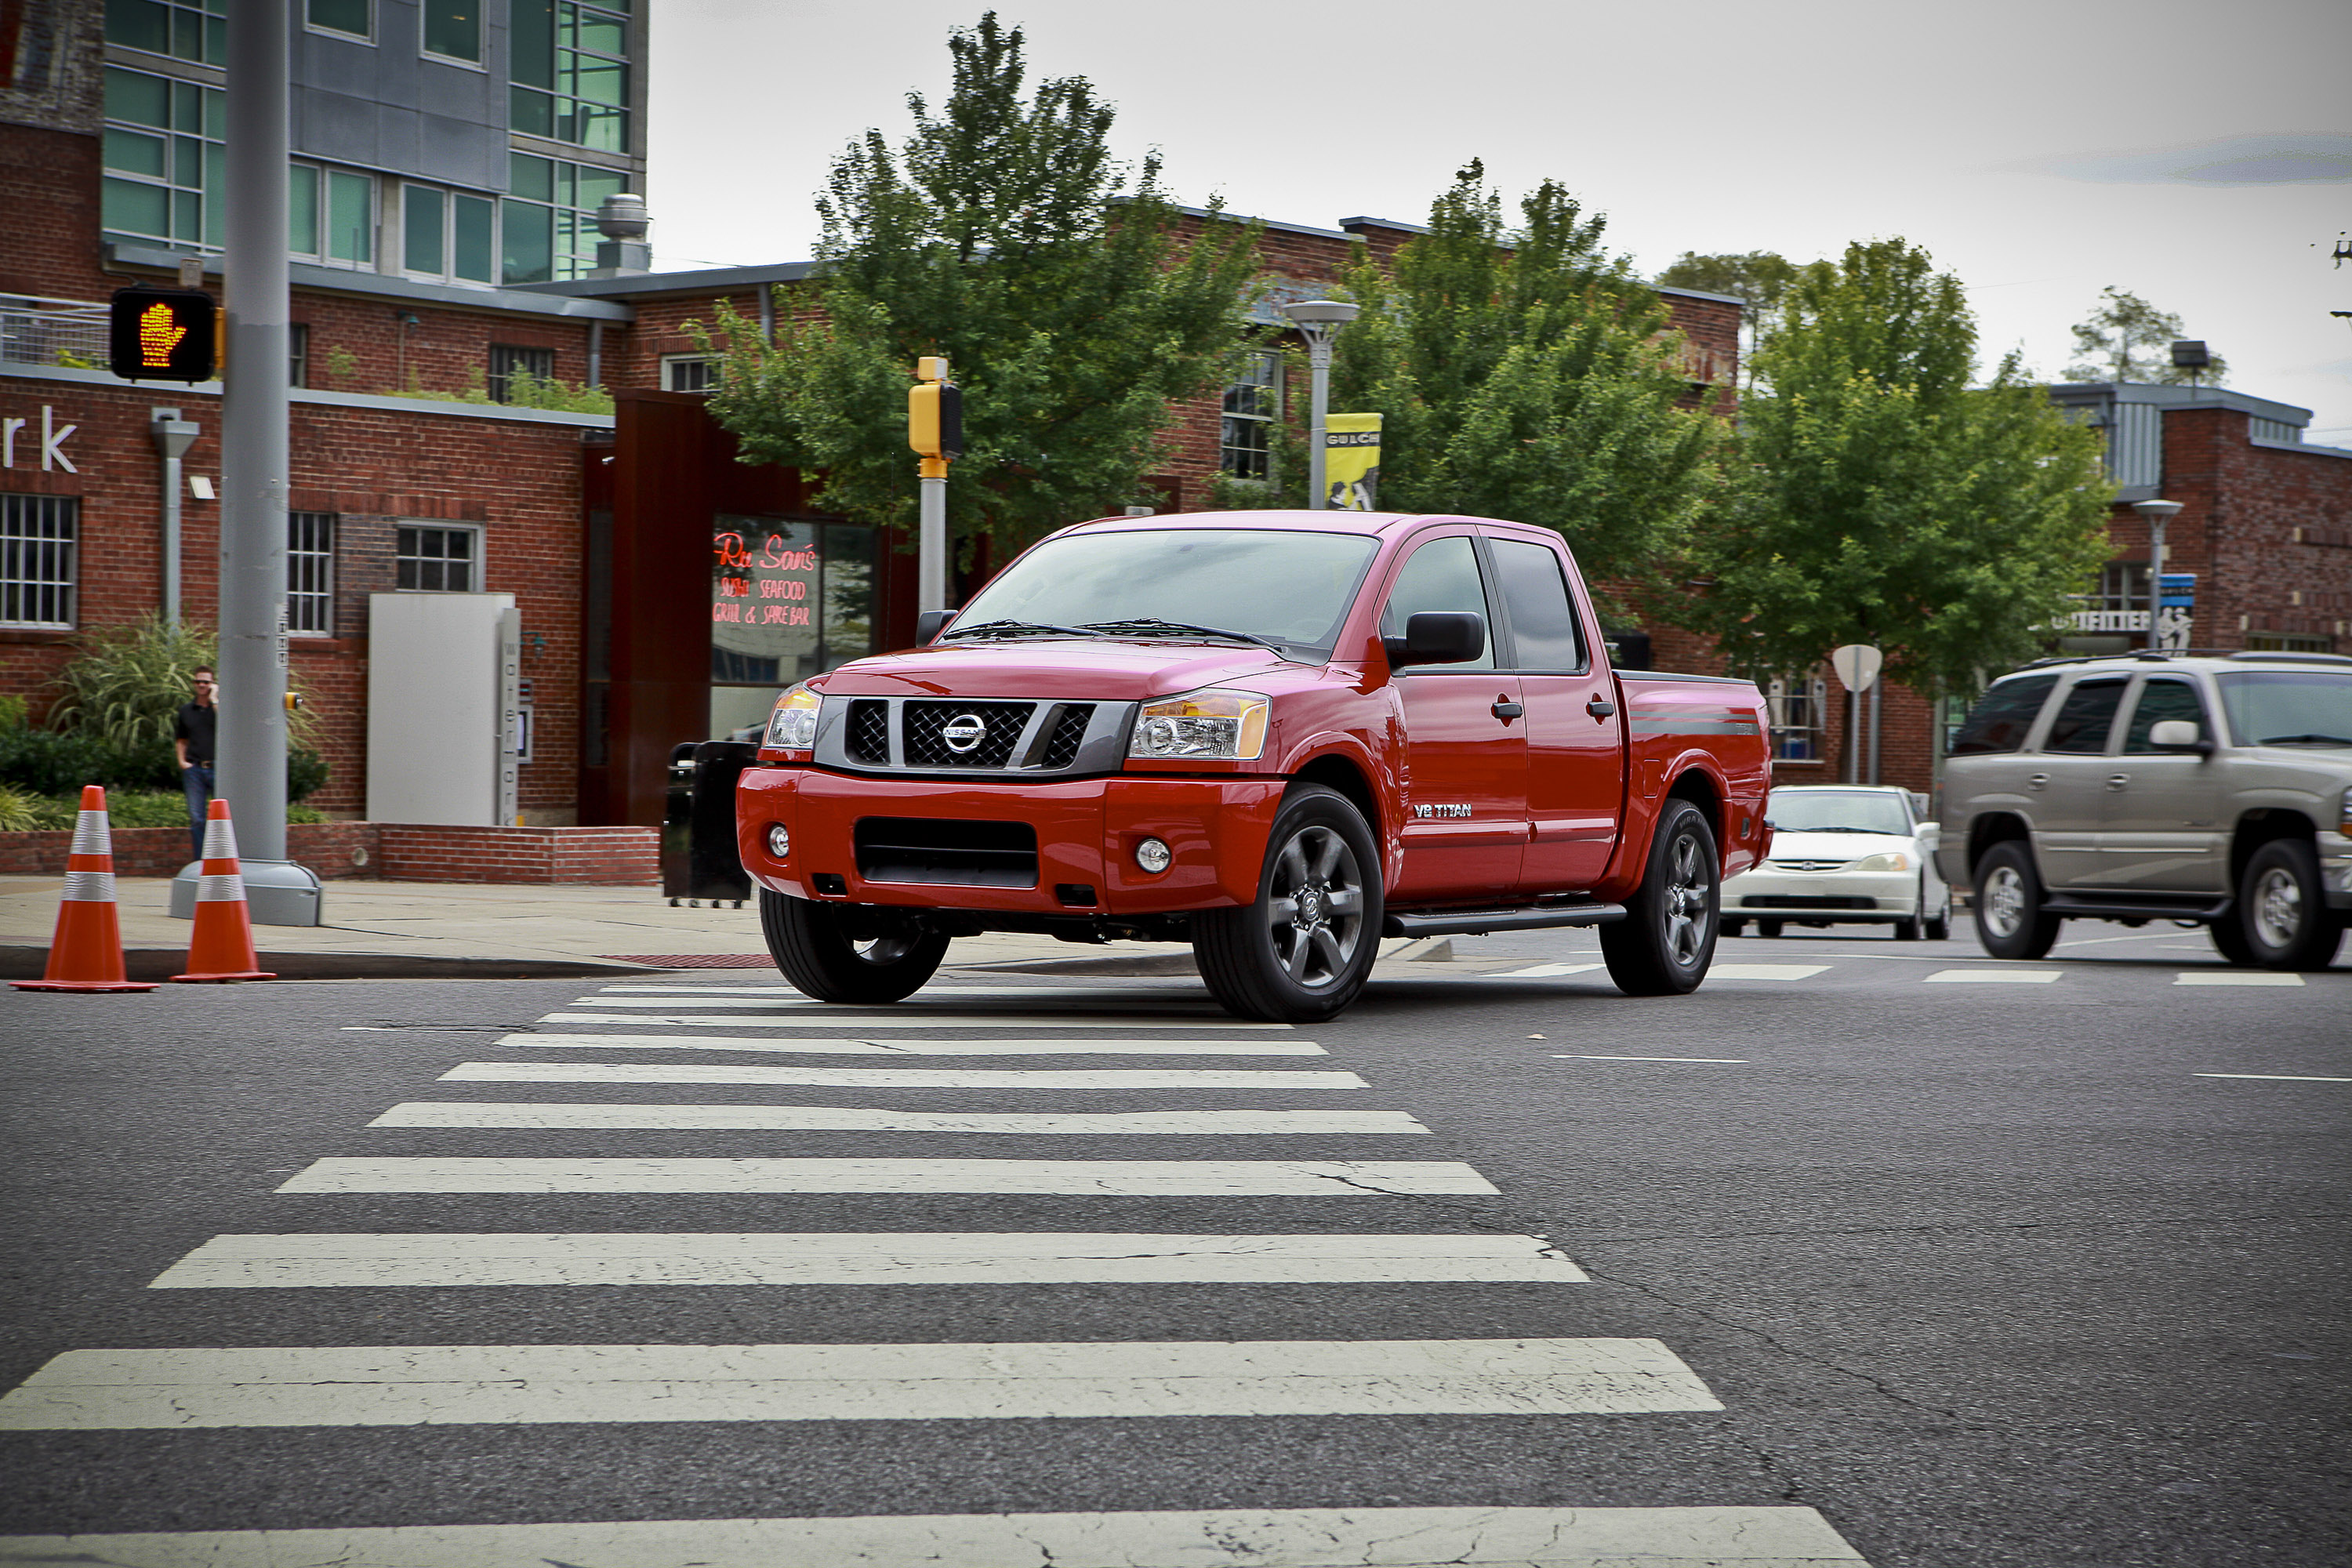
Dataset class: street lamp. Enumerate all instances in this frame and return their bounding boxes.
[2132,497,2183,652]
[1281,299,1358,510]
[150,408,198,622]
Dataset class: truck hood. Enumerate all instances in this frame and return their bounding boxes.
[813,640,1310,702]
[1761,829,1919,862]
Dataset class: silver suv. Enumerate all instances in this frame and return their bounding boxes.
[1936,652,2352,970]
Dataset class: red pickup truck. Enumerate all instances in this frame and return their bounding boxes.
[736,510,1772,1020]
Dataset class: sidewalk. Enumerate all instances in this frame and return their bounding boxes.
[0,874,1476,982]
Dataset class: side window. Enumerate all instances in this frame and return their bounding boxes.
[2041,677,2129,754]
[1488,537,1585,670]
[1949,673,2059,755]
[1379,535,1494,671]
[2120,678,2209,753]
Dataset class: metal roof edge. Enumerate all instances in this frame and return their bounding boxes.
[2045,379,2312,426]
[514,261,818,298]
[105,243,635,321]
[0,361,613,426]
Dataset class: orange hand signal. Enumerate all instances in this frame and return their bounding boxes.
[138,301,189,368]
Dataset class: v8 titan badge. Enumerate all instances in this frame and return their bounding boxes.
[1412,803,1473,819]
[941,713,989,753]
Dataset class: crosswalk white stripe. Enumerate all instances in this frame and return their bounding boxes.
[541,1011,1290,1030]
[2173,971,2306,986]
[368,1102,1431,1134]
[1708,964,1831,980]
[572,996,1254,1017]
[1923,969,2063,983]
[503,1032,1330,1056]
[0,1504,1873,1566]
[272,1158,1501,1196]
[0,1338,1723,1429]
[444,1062,1369,1089]
[1489,963,1606,978]
[150,1232,1584,1289]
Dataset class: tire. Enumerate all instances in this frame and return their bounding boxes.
[2238,839,2342,971]
[759,887,950,1004]
[1722,918,1748,938]
[1894,876,1926,942]
[1600,799,1720,996]
[1972,841,2062,960]
[1756,918,1784,938]
[1192,784,1384,1022]
[2208,915,2257,967]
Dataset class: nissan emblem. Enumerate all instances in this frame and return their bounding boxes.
[942,713,989,753]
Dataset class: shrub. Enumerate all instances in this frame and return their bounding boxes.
[0,782,43,830]
[43,615,218,750]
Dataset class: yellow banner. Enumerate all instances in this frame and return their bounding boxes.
[1325,412,1382,511]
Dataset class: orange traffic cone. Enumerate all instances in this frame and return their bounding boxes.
[13,786,158,993]
[171,799,274,983]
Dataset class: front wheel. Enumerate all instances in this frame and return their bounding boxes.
[1193,784,1384,1022]
[2238,839,2343,971]
[760,888,950,1004]
[1600,799,1719,996]
[1973,842,2062,960]
[1894,875,1927,942]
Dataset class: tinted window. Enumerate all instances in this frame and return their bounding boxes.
[1379,535,1494,670]
[2215,670,2352,748]
[2042,677,2128,754]
[1950,673,2058,756]
[1489,538,1584,670]
[2121,678,2209,753]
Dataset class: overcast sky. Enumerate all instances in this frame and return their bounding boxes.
[648,0,2352,444]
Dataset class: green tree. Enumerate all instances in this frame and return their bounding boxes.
[1678,238,2114,699]
[1656,249,1800,390]
[1321,162,1722,595]
[700,13,1262,556]
[2064,285,2227,384]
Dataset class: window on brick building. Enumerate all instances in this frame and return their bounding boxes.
[1766,673,1828,762]
[398,185,498,284]
[662,355,720,394]
[420,0,481,63]
[305,0,372,41]
[2247,632,2334,654]
[288,162,376,267]
[288,512,336,634]
[1,495,78,630]
[101,67,224,252]
[510,0,633,154]
[487,344,556,402]
[395,524,479,591]
[501,152,629,283]
[288,323,309,387]
[1219,350,1280,480]
[105,0,226,67]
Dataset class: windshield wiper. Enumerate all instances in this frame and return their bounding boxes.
[938,618,1108,642]
[1772,824,1886,834]
[2254,733,2352,746]
[1080,617,1283,650]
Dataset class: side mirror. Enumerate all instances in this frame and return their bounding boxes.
[916,608,954,644]
[1383,611,1485,668]
[1915,822,1940,853]
[2148,719,2212,756]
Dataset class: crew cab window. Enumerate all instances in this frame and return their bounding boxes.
[2120,678,2209,753]
[1379,535,1494,670]
[2041,677,2129,753]
[1949,673,2058,754]
[1489,537,1585,670]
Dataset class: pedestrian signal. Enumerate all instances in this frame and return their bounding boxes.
[908,379,963,459]
[108,286,217,382]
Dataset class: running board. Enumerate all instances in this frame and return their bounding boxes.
[1385,903,1627,938]
[2042,895,2230,922]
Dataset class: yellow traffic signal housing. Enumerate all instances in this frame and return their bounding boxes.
[908,379,963,459]
[108,285,217,382]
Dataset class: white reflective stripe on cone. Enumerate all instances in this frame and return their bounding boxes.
[196,873,248,903]
[201,817,238,860]
[61,869,117,903]
[69,811,111,855]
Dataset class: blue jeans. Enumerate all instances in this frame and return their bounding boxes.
[182,764,214,859]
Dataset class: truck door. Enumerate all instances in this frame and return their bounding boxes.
[1486,535,1621,892]
[1379,533,1529,901]
[2030,675,2129,887]
[2098,674,2228,892]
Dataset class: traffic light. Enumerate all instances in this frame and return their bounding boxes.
[108,285,217,382]
[909,379,962,459]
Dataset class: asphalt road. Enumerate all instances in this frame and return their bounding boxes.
[1,922,2345,1567]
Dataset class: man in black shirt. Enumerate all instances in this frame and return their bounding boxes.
[173,666,217,860]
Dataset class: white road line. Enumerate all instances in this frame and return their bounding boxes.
[369,1103,1432,1134]
[2194,1073,2351,1083]
[1556,1054,1750,1064]
[0,1338,1723,1429]
[271,1158,1499,1196]
[596,985,1218,1003]
[502,1032,1328,1057]
[1923,969,2063,983]
[149,1232,1582,1289]
[0,1504,1875,1567]
[2173,971,2307,987]
[539,1012,1288,1030]
[442,1062,1369,1090]
[1706,964,1829,980]
[572,996,1236,1016]
[1489,963,1607,978]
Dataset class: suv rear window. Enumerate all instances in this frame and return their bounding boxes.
[1950,673,2058,755]
[2042,677,2129,753]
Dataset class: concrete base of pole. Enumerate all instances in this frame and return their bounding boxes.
[169,858,324,927]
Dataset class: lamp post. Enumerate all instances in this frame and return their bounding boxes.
[1281,299,1358,509]
[150,408,198,622]
[2132,498,2183,652]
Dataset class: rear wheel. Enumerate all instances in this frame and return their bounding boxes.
[1721,918,1748,938]
[2238,839,2342,971]
[1756,918,1784,938]
[1193,784,1383,1022]
[1973,842,2062,960]
[1600,799,1719,996]
[760,888,949,1004]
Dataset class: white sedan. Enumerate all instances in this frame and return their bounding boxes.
[1724,785,1953,941]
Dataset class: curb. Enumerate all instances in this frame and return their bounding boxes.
[0,946,663,982]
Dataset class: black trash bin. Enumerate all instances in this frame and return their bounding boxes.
[660,739,758,907]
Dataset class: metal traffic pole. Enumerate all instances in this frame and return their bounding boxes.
[1282,300,1358,510]
[909,356,960,612]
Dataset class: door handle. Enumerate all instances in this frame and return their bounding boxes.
[1586,695,1617,718]
[2105,773,2129,791]
[1492,698,1524,721]
[2027,773,2049,790]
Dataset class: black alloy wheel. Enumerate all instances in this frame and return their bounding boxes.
[1972,841,2063,960]
[1193,784,1383,1022]
[1600,798,1720,996]
[760,887,951,1004]
[2208,913,2258,967]
[2238,838,2343,971]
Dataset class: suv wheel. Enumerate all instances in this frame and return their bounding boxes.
[1973,842,2063,960]
[760,889,950,1004]
[2208,916,2257,967]
[1193,784,1383,1022]
[1600,799,1719,996]
[2238,839,2342,971]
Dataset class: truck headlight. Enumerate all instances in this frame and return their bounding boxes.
[1128,688,1270,760]
[1853,851,1913,873]
[766,684,821,750]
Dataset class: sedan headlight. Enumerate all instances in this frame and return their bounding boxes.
[1129,688,1270,760]
[765,684,822,750]
[1852,851,1914,873]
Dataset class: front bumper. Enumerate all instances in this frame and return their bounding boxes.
[1724,867,1927,921]
[735,766,1287,917]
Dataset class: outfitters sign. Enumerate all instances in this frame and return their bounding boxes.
[1325,412,1381,511]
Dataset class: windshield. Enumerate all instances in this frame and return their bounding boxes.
[951,528,1381,655]
[1766,789,1912,836]
[2214,670,2352,747]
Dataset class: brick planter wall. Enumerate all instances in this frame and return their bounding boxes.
[0,822,657,885]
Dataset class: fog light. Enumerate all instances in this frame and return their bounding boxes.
[766,823,790,859]
[1134,837,1172,874]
